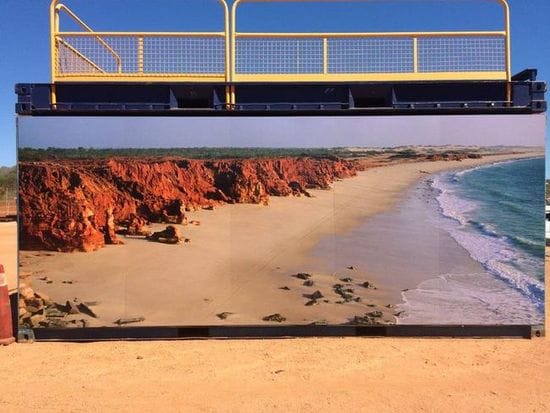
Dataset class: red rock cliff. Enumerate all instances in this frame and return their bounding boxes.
[19,157,361,252]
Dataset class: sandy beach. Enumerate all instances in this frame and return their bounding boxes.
[18,151,543,327]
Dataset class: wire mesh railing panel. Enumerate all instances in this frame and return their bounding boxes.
[235,38,323,74]
[55,33,507,80]
[58,40,104,73]
[418,36,506,72]
[233,34,506,78]
[56,35,226,76]
[57,35,136,73]
[143,37,225,74]
[328,38,414,73]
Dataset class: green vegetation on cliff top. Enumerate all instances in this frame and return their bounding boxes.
[17,146,494,162]
[18,147,381,161]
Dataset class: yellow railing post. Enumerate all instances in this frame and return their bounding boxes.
[50,0,60,105]
[138,36,144,74]
[323,37,328,74]
[230,0,240,107]
[413,37,418,73]
[498,0,512,102]
[214,0,232,108]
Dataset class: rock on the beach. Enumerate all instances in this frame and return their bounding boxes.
[34,291,53,306]
[333,284,354,301]
[44,318,69,328]
[29,313,46,328]
[303,280,314,287]
[146,225,183,244]
[308,290,324,300]
[262,313,286,323]
[351,315,375,325]
[25,302,44,314]
[19,286,35,301]
[77,302,98,318]
[294,273,312,280]
[65,300,80,315]
[18,283,102,329]
[45,308,67,318]
[216,312,233,320]
[361,281,376,289]
[367,311,383,318]
[114,317,146,325]
[104,207,124,245]
[310,319,328,325]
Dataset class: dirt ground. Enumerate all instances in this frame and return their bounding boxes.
[1,227,548,412]
[1,335,549,412]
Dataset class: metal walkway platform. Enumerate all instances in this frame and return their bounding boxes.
[14,0,547,115]
[15,69,546,116]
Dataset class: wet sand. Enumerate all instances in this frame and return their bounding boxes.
[312,172,543,325]
[312,175,490,312]
[19,151,543,326]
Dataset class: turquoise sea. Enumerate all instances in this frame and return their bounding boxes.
[431,158,545,311]
[311,156,545,324]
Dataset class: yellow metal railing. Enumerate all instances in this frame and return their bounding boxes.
[50,1,230,84]
[50,0,512,105]
[231,0,511,84]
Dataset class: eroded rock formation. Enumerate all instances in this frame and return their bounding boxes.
[19,157,360,252]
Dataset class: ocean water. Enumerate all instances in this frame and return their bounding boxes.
[310,157,545,324]
[399,157,545,324]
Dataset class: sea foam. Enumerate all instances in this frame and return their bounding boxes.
[430,165,545,313]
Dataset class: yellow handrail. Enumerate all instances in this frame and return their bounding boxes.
[50,0,231,104]
[235,31,507,38]
[52,2,122,75]
[231,0,512,83]
[48,0,513,106]
[57,31,227,37]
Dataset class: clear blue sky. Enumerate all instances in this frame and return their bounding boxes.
[1,0,549,167]
[18,114,545,149]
